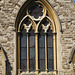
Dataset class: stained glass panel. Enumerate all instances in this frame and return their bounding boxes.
[39,60,45,71]
[47,36,53,47]
[29,36,35,47]
[48,48,53,60]
[39,36,45,47]
[29,3,43,19]
[21,28,27,36]
[20,36,27,47]
[21,48,27,59]
[21,60,27,72]
[48,59,54,71]
[42,19,49,26]
[29,59,35,71]
[24,18,31,26]
[29,48,35,59]
[39,48,45,59]
[29,48,35,71]
[29,28,35,71]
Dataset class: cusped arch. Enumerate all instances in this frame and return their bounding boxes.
[37,16,55,33]
[18,15,36,32]
[14,0,62,75]
[15,0,61,33]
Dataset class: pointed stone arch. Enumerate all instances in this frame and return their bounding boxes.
[69,48,75,63]
[14,0,62,75]
[14,0,61,33]
[0,45,7,75]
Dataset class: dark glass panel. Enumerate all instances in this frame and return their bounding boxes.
[48,48,53,59]
[39,28,44,36]
[29,3,43,19]
[39,48,45,59]
[29,28,35,36]
[21,28,27,36]
[29,36,35,47]
[29,48,35,59]
[21,59,27,72]
[47,28,54,71]
[21,48,27,59]
[42,19,49,26]
[48,59,54,71]
[39,28,45,72]
[39,60,45,71]
[20,36,27,47]
[47,36,53,47]
[39,36,45,47]
[29,28,35,71]
[24,18,31,26]
[29,59,35,71]
[47,28,53,36]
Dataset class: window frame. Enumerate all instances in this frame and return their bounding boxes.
[17,28,57,75]
[17,0,58,75]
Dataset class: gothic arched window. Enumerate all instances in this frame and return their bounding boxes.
[17,0,57,75]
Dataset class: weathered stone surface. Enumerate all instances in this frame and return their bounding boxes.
[0,0,75,75]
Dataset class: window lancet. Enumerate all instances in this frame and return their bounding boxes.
[17,0,57,75]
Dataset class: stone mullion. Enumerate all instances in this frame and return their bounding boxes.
[45,33,48,73]
[27,33,29,72]
[35,34,39,74]
[18,32,21,75]
[53,33,57,72]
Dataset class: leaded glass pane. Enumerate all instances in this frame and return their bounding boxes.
[39,28,45,72]
[47,36,53,47]
[48,59,54,71]
[39,36,45,47]
[21,59,27,72]
[42,19,49,26]
[20,36,27,47]
[39,29,44,36]
[29,36,35,47]
[48,48,53,59]
[47,27,54,71]
[47,28,53,36]
[39,48,45,59]
[21,48,27,59]
[28,3,43,19]
[29,59,35,71]
[29,47,35,71]
[39,60,45,71]
[29,28,35,71]
[24,18,31,26]
[21,29,27,36]
[29,28,35,36]
[29,48,35,59]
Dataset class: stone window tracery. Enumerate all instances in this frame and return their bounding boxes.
[17,0,57,75]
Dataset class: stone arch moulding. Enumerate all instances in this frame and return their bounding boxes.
[69,47,75,73]
[15,0,62,33]
[0,44,7,75]
[14,0,62,75]
[69,47,75,63]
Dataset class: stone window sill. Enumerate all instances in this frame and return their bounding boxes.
[20,71,56,75]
